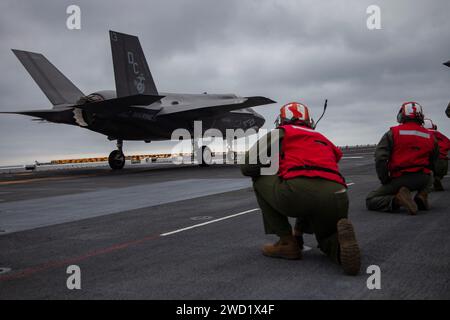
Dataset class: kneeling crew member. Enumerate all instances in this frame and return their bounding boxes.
[366,102,438,215]
[424,119,450,191]
[240,102,361,276]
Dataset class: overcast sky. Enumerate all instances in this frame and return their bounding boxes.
[0,0,449,165]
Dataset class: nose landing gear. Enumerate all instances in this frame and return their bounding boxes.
[199,145,212,167]
[108,139,125,170]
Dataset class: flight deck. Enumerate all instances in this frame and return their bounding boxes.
[0,148,449,299]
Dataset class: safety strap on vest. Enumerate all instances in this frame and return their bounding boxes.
[287,165,346,183]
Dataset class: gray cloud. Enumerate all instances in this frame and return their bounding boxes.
[0,0,449,165]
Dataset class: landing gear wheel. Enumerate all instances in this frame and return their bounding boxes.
[108,150,125,170]
[199,146,212,167]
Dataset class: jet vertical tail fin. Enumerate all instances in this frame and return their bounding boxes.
[109,30,158,98]
[12,49,84,106]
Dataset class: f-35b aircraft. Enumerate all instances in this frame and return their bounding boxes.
[1,31,275,169]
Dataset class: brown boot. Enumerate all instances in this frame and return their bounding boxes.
[337,219,361,276]
[414,191,430,211]
[262,235,302,260]
[394,187,418,215]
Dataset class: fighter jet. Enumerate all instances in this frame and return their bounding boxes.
[1,31,275,169]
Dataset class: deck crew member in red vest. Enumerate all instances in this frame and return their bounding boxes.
[423,118,450,191]
[366,102,439,215]
[240,102,361,276]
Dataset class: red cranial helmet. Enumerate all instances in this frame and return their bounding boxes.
[276,102,314,128]
[397,101,424,124]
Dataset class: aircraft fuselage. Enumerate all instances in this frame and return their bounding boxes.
[54,90,266,141]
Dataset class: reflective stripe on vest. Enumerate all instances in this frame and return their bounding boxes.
[399,130,430,139]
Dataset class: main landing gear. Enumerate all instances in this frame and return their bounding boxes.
[192,139,212,167]
[108,139,126,170]
[191,139,238,166]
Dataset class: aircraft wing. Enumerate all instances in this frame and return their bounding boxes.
[1,94,164,119]
[444,60,450,68]
[158,96,275,118]
[0,108,74,122]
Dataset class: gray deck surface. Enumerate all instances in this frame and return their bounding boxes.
[0,150,449,299]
